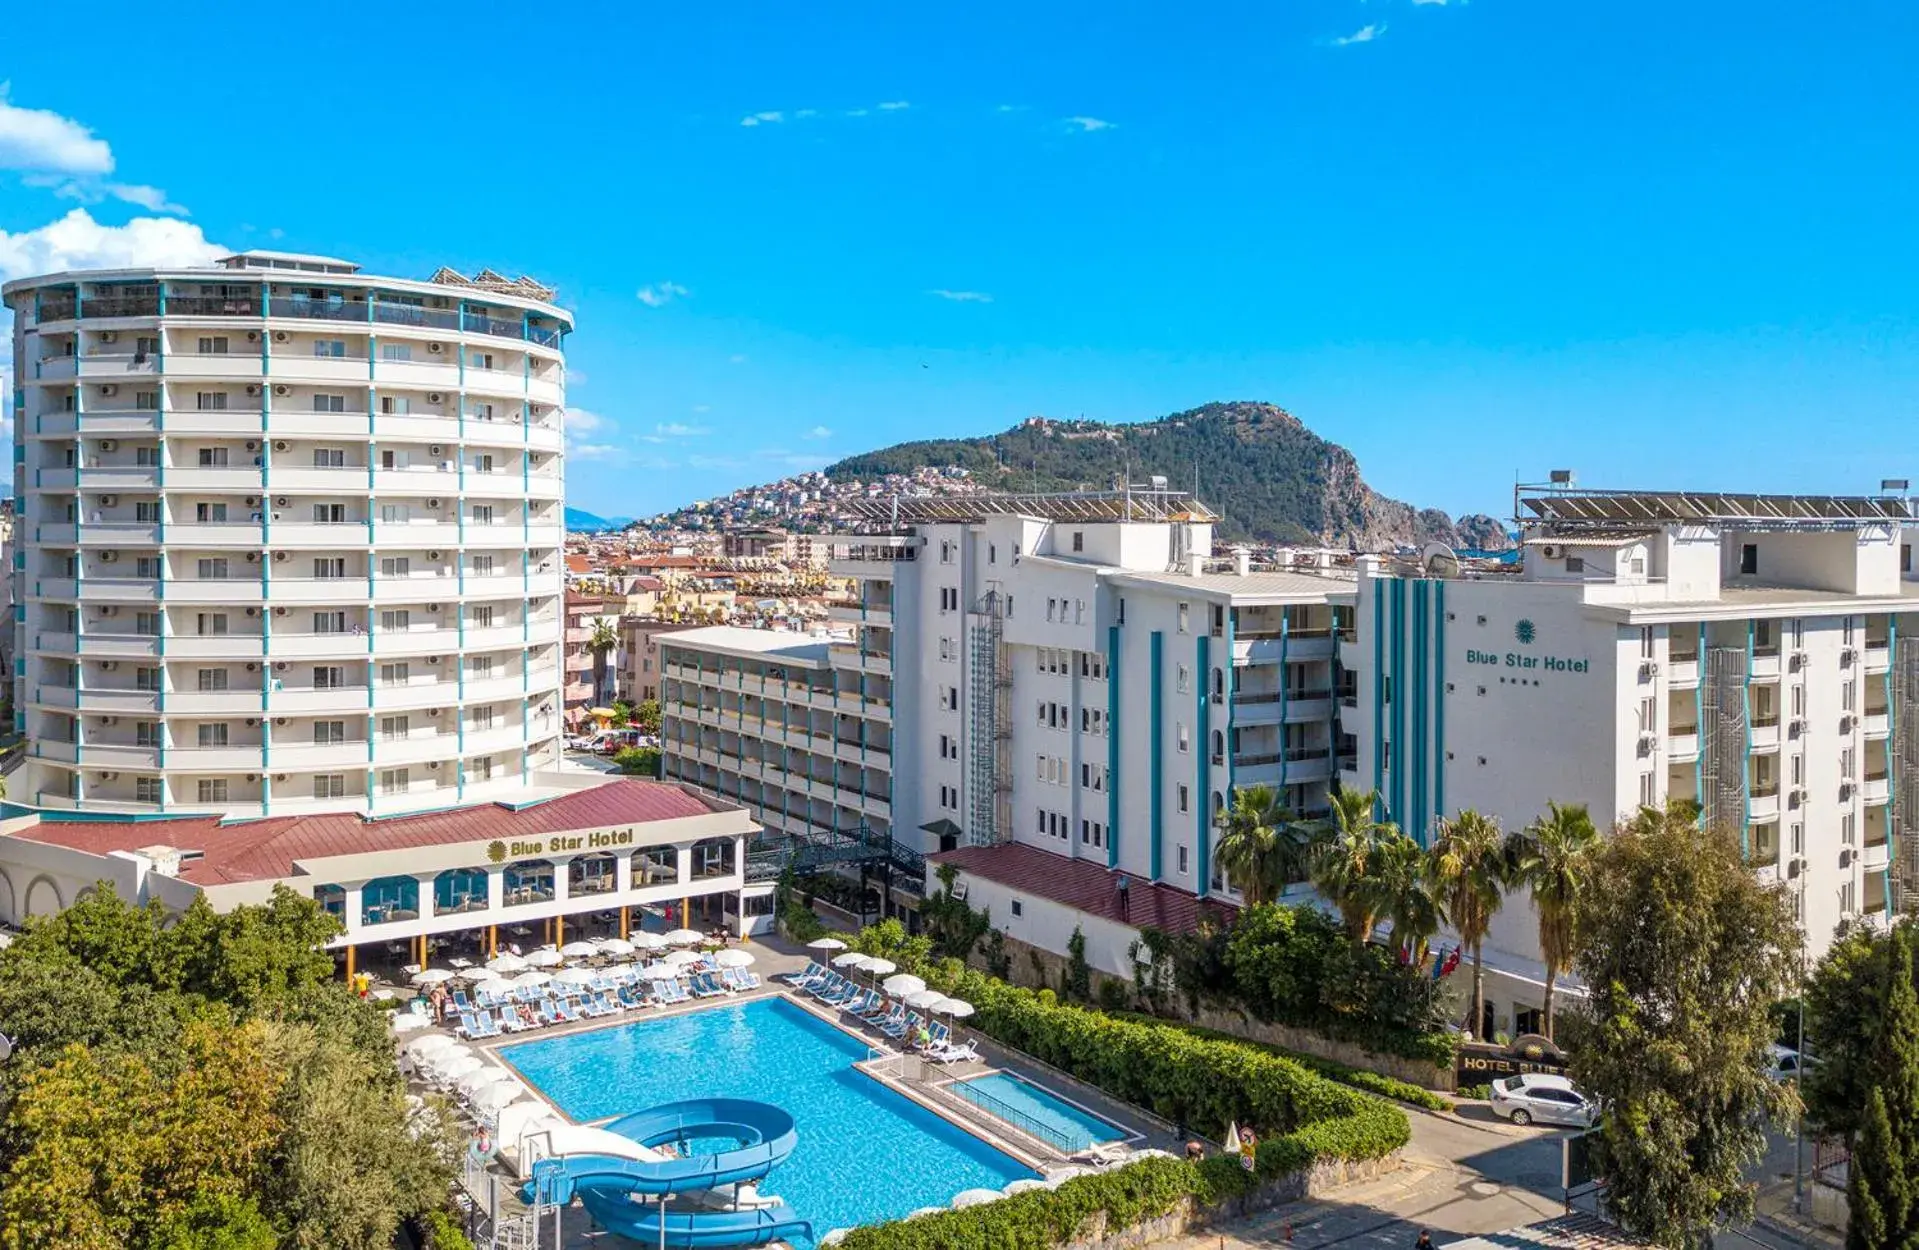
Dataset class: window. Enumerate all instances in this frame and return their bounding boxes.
[313,558,347,579]
[940,541,953,564]
[1638,771,1656,808]
[197,779,229,803]
[938,784,959,811]
[1841,879,1856,916]
[313,721,345,745]
[380,555,411,577]
[471,504,494,524]
[1176,664,1190,694]
[1791,618,1805,649]
[313,774,347,798]
[194,502,228,522]
[1079,819,1106,848]
[939,587,959,612]
[938,637,955,662]
[311,503,346,523]
[1639,626,1654,658]
[470,656,496,678]
[468,401,495,421]
[473,706,497,729]
[943,686,959,712]
[380,609,410,632]
[134,446,160,469]
[195,612,227,636]
[195,391,228,411]
[472,606,494,628]
[313,666,346,690]
[471,756,496,781]
[1177,722,1190,753]
[136,721,161,746]
[1177,783,1190,813]
[469,350,495,369]
[196,557,228,579]
[475,453,495,474]
[313,611,348,634]
[1740,544,1759,575]
[1071,530,1084,553]
[380,715,410,741]
[136,501,160,522]
[1046,598,1057,623]
[1843,747,1857,779]
[1010,900,1024,918]
[988,544,996,564]
[379,504,409,523]
[1845,617,1857,645]
[1566,555,1586,573]
[939,734,959,760]
[1117,598,1125,626]
[1791,754,1804,786]
[313,339,347,358]
[379,768,409,796]
[196,668,227,692]
[1843,681,1857,712]
[134,390,158,411]
[472,555,496,576]
[136,777,163,804]
[311,448,345,468]
[380,662,410,685]
[312,394,346,413]
[1178,845,1189,875]
[196,335,229,354]
[380,343,412,361]
[1177,603,1190,633]
[379,395,411,415]
[197,723,229,747]
[1792,684,1805,716]
[197,447,229,467]
[1637,697,1657,734]
[135,666,161,692]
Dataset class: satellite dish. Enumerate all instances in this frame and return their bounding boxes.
[1422,542,1461,577]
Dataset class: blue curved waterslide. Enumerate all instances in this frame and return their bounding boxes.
[522,1098,814,1248]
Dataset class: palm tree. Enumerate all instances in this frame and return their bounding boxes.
[1508,801,1600,1039]
[1367,831,1443,963]
[1311,786,1390,941]
[1212,785,1301,907]
[588,618,619,704]
[1430,808,1509,1041]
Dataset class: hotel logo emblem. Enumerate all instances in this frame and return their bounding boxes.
[1514,619,1536,645]
[486,840,508,864]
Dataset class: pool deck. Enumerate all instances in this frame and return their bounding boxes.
[427,935,1186,1247]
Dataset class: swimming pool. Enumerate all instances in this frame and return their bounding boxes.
[500,997,1034,1243]
[950,1071,1130,1152]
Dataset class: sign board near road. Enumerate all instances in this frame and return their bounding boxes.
[1456,1032,1570,1084]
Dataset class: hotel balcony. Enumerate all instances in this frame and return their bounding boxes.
[1747,785,1780,822]
[1665,655,1700,688]
[1864,772,1891,806]
[1866,639,1892,673]
[1668,726,1700,762]
[1749,716,1781,752]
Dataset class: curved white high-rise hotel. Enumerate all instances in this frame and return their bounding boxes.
[3,251,572,817]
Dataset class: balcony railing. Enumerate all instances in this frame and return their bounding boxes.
[169,295,261,316]
[267,298,370,322]
[1231,691,1282,705]
[83,294,160,319]
[39,298,78,322]
[372,302,460,330]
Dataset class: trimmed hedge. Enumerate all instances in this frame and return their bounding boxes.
[832,961,1409,1248]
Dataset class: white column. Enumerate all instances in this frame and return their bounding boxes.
[343,884,365,935]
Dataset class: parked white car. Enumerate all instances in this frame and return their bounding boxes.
[1489,1074,1598,1128]
[1768,1043,1816,1082]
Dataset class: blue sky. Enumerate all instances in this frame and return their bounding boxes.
[3,1,1917,521]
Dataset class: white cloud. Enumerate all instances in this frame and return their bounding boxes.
[24,173,187,215]
[562,408,624,462]
[569,443,621,462]
[640,422,712,444]
[0,85,113,173]
[928,289,993,303]
[1064,116,1116,133]
[794,109,820,119]
[844,108,869,118]
[739,111,785,127]
[1332,23,1388,45]
[0,208,226,283]
[565,407,610,435]
[727,354,748,365]
[635,281,689,307]
[877,101,911,111]
[803,425,832,440]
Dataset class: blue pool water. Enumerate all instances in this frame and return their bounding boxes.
[952,1071,1127,1152]
[500,997,1034,1243]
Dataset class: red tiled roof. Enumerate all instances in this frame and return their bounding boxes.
[930,843,1238,937]
[564,555,592,574]
[17,780,723,887]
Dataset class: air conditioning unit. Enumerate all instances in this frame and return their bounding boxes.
[245,606,260,617]
[1788,857,1805,879]
[426,552,442,562]
[1841,715,1855,734]
[100,495,120,509]
[426,498,442,510]
[99,384,118,397]
[273,661,289,672]
[244,552,260,563]
[273,717,287,727]
[1841,782,1856,801]
[99,605,118,616]
[245,330,262,343]
[273,494,289,506]
[427,392,445,404]
[272,385,290,398]
[272,443,288,455]
[1842,648,1857,666]
[272,331,289,343]
[246,773,261,783]
[1639,660,1660,680]
[99,331,118,344]
[272,606,287,616]
[244,495,261,507]
[1788,718,1806,737]
[1789,787,1807,806]
[1636,732,1657,757]
[246,661,260,671]
[244,440,260,452]
[428,444,445,456]
[245,384,262,397]
[1840,848,1854,869]
[273,773,287,782]
[427,655,443,664]
[426,602,443,611]
[1790,651,1808,671]
[100,715,118,726]
[100,549,117,562]
[428,342,445,354]
[1539,543,1562,559]
[100,439,118,452]
[245,718,259,727]
[99,660,117,671]
[272,552,288,563]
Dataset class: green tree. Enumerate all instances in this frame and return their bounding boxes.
[613,745,662,776]
[1844,929,1919,1250]
[588,617,619,704]
[1804,919,1908,1137]
[1429,809,1508,1039]
[633,698,662,735]
[1508,800,1600,1039]
[1310,787,1390,941]
[920,864,994,961]
[148,1193,280,1250]
[1570,811,1799,1246]
[1366,831,1443,964]
[1212,785,1304,907]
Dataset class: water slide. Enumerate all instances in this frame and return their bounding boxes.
[522,1098,813,1248]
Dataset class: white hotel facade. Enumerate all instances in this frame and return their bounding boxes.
[661,487,1919,1039]
[3,251,572,817]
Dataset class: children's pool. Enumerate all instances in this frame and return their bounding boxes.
[951,1071,1130,1152]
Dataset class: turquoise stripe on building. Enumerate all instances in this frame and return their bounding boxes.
[1434,581,1447,828]
[1106,624,1120,870]
[1742,620,1754,854]
[1411,580,1427,842]
[1695,623,1706,808]
[1371,587,1386,818]
[1277,611,1290,792]
[1390,578,1407,828]
[1195,634,1211,893]
[1885,619,1897,909]
[1149,629,1164,882]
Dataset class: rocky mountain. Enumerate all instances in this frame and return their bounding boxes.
[825,401,1510,550]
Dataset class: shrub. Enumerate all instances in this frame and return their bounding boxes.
[612,745,661,776]
[419,1208,475,1250]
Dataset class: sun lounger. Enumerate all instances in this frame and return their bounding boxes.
[821,978,860,1007]
[839,988,878,1016]
[553,998,582,1022]
[535,1000,561,1027]
[806,972,842,1000]
[928,1039,980,1065]
[871,1003,906,1032]
[882,1010,920,1040]
[692,973,725,998]
[451,989,474,1012]
[923,1022,951,1051]
[786,960,825,986]
[597,990,625,1013]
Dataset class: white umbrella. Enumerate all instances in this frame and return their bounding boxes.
[832,952,872,969]
[405,1034,461,1058]
[932,997,976,1019]
[432,1054,484,1083]
[713,949,755,969]
[495,1102,555,1151]
[457,1067,516,1099]
[597,938,636,957]
[525,948,565,968]
[807,937,848,952]
[1041,1166,1092,1189]
[905,1208,946,1221]
[661,949,702,967]
[473,1084,527,1114]
[485,953,529,974]
[510,970,552,988]
[862,957,897,977]
[410,968,457,986]
[905,989,945,1009]
[553,967,598,986]
[951,1188,1002,1209]
[663,929,705,946]
[819,1231,852,1247]
[559,941,600,958]
[883,974,927,996]
[389,1012,431,1033]
[1004,1178,1047,1195]
[632,932,668,951]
